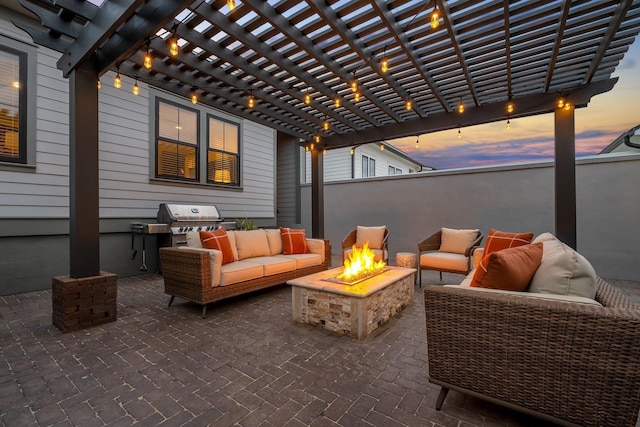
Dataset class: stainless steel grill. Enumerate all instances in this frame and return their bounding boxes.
[130,203,235,271]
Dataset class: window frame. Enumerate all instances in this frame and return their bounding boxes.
[154,97,200,182]
[362,155,369,177]
[0,35,37,170]
[206,114,241,186]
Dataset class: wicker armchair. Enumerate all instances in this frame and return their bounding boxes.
[341,226,389,263]
[417,229,483,286]
[424,278,640,426]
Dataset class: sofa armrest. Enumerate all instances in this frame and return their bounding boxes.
[471,247,484,270]
[306,238,331,265]
[423,280,640,425]
[161,246,222,287]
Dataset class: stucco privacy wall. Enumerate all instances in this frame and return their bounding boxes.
[0,12,277,295]
[302,153,640,281]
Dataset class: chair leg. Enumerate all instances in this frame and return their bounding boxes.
[418,266,422,288]
[168,295,175,307]
[436,387,449,410]
[439,271,442,281]
[201,304,208,319]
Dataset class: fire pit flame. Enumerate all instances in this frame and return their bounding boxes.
[335,242,386,284]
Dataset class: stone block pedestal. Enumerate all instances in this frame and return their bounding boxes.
[52,271,117,333]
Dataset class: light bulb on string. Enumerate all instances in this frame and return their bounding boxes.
[227,0,236,10]
[97,79,101,90]
[350,79,358,93]
[315,134,320,143]
[143,46,152,69]
[457,98,464,114]
[564,102,572,111]
[248,91,255,108]
[323,117,329,131]
[557,97,565,109]
[506,101,515,114]
[430,3,440,29]
[380,142,384,151]
[506,119,511,130]
[405,99,412,111]
[323,149,327,155]
[133,78,139,96]
[190,88,198,104]
[350,147,354,155]
[334,96,341,108]
[304,90,311,105]
[415,135,420,149]
[457,128,462,139]
[169,36,179,56]
[354,91,361,102]
[114,72,121,89]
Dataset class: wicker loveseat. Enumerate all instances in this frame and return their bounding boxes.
[424,277,640,426]
[160,229,330,318]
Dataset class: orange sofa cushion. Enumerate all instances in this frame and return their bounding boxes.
[471,243,543,291]
[200,228,235,264]
[280,227,308,255]
[484,228,534,256]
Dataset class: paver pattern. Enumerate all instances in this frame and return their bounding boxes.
[1,270,639,426]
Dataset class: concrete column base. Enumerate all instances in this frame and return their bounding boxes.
[52,271,117,333]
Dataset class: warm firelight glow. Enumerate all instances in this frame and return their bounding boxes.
[336,242,386,284]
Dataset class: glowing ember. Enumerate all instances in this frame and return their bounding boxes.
[336,241,386,284]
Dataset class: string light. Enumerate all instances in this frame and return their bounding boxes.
[97,79,101,89]
[304,90,311,105]
[557,97,565,109]
[380,142,385,151]
[430,2,440,29]
[169,35,179,56]
[457,128,462,139]
[323,149,327,155]
[405,99,412,111]
[133,78,139,96]
[415,135,420,148]
[143,43,152,69]
[323,117,329,131]
[248,91,255,108]
[354,91,361,102]
[350,76,358,93]
[350,147,354,155]
[506,119,511,130]
[457,98,464,114]
[305,145,310,152]
[564,102,572,111]
[227,0,236,10]
[190,88,198,104]
[381,56,389,73]
[506,100,515,114]
[114,70,121,89]
[334,96,341,108]
[310,143,314,150]
[315,134,320,143]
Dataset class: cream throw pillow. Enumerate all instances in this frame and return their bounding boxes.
[234,230,271,260]
[186,231,203,248]
[356,226,386,250]
[439,228,479,255]
[264,229,283,255]
[529,238,597,299]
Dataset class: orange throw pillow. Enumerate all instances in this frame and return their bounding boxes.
[199,228,234,264]
[471,243,543,291]
[484,228,534,256]
[280,227,307,255]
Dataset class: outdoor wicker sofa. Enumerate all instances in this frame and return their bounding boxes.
[160,229,331,318]
[424,277,640,426]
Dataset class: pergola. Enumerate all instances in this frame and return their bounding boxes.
[11,0,640,279]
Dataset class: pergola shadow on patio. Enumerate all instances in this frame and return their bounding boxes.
[1,272,640,426]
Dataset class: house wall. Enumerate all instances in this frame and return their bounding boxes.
[301,153,640,282]
[0,13,277,295]
[302,143,421,182]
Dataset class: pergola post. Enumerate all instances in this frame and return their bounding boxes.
[310,148,324,238]
[52,64,117,333]
[554,105,577,249]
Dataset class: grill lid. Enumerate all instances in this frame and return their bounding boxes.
[157,203,222,223]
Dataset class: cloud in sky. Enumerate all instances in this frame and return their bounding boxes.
[388,38,640,170]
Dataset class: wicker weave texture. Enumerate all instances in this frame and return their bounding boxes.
[160,240,331,308]
[423,278,640,426]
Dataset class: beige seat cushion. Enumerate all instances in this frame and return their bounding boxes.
[234,230,271,260]
[356,226,386,250]
[277,253,322,269]
[220,261,264,286]
[445,285,602,306]
[243,256,297,276]
[439,228,479,254]
[420,251,468,273]
[305,239,325,263]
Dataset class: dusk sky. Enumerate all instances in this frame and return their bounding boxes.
[389,37,640,170]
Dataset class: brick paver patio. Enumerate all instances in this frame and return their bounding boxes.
[1,271,639,426]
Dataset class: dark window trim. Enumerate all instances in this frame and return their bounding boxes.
[154,97,200,182]
[0,44,28,164]
[206,113,241,187]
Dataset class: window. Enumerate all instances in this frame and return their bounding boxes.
[0,44,27,164]
[362,155,376,177]
[155,99,199,180]
[208,116,239,185]
[388,166,402,175]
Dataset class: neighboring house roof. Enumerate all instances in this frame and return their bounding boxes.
[600,124,640,154]
[379,141,432,171]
